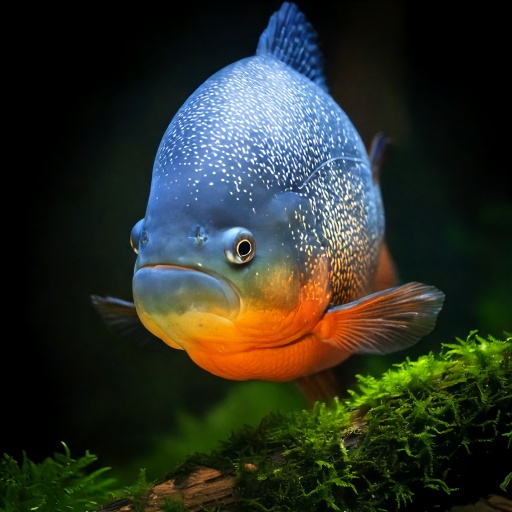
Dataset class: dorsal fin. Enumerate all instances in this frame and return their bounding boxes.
[256,2,328,92]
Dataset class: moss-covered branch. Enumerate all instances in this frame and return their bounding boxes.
[98,331,511,512]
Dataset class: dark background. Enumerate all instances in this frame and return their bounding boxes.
[9,0,510,486]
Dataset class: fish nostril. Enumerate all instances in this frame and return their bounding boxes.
[140,229,149,246]
[193,225,208,246]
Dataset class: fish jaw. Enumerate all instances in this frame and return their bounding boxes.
[133,254,331,362]
[133,265,241,350]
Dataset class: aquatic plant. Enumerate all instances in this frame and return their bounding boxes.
[100,331,512,511]
[0,442,118,512]
[1,331,510,511]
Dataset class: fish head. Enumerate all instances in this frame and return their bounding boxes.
[131,182,332,354]
[130,58,339,354]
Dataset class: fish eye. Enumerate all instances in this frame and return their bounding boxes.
[224,227,256,264]
[130,219,146,255]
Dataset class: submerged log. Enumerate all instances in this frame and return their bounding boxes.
[100,332,512,511]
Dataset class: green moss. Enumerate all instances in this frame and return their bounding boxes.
[0,442,119,512]
[123,468,158,511]
[118,380,304,485]
[1,332,510,511]
[169,331,512,511]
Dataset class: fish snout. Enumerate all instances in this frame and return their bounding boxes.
[132,265,241,319]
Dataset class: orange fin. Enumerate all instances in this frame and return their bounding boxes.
[295,368,343,405]
[373,240,399,292]
[315,282,445,353]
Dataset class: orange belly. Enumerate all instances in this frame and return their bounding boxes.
[186,332,350,382]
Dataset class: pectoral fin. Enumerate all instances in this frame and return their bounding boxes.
[314,282,445,354]
[90,295,161,347]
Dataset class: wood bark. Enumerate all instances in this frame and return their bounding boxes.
[102,466,237,511]
[99,335,512,511]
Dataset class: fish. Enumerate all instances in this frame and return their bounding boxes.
[92,2,445,403]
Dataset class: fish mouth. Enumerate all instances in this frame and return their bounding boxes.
[132,265,241,320]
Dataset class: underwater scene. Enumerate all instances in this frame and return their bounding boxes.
[4,1,510,510]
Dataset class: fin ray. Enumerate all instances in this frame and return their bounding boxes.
[90,295,160,346]
[317,283,445,354]
[256,2,328,91]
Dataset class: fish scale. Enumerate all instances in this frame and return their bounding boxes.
[92,2,444,402]
[157,58,363,190]
[153,53,376,303]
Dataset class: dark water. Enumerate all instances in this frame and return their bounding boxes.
[8,0,510,485]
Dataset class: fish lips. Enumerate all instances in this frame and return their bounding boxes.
[132,265,241,320]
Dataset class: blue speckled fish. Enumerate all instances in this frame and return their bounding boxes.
[92,2,444,402]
